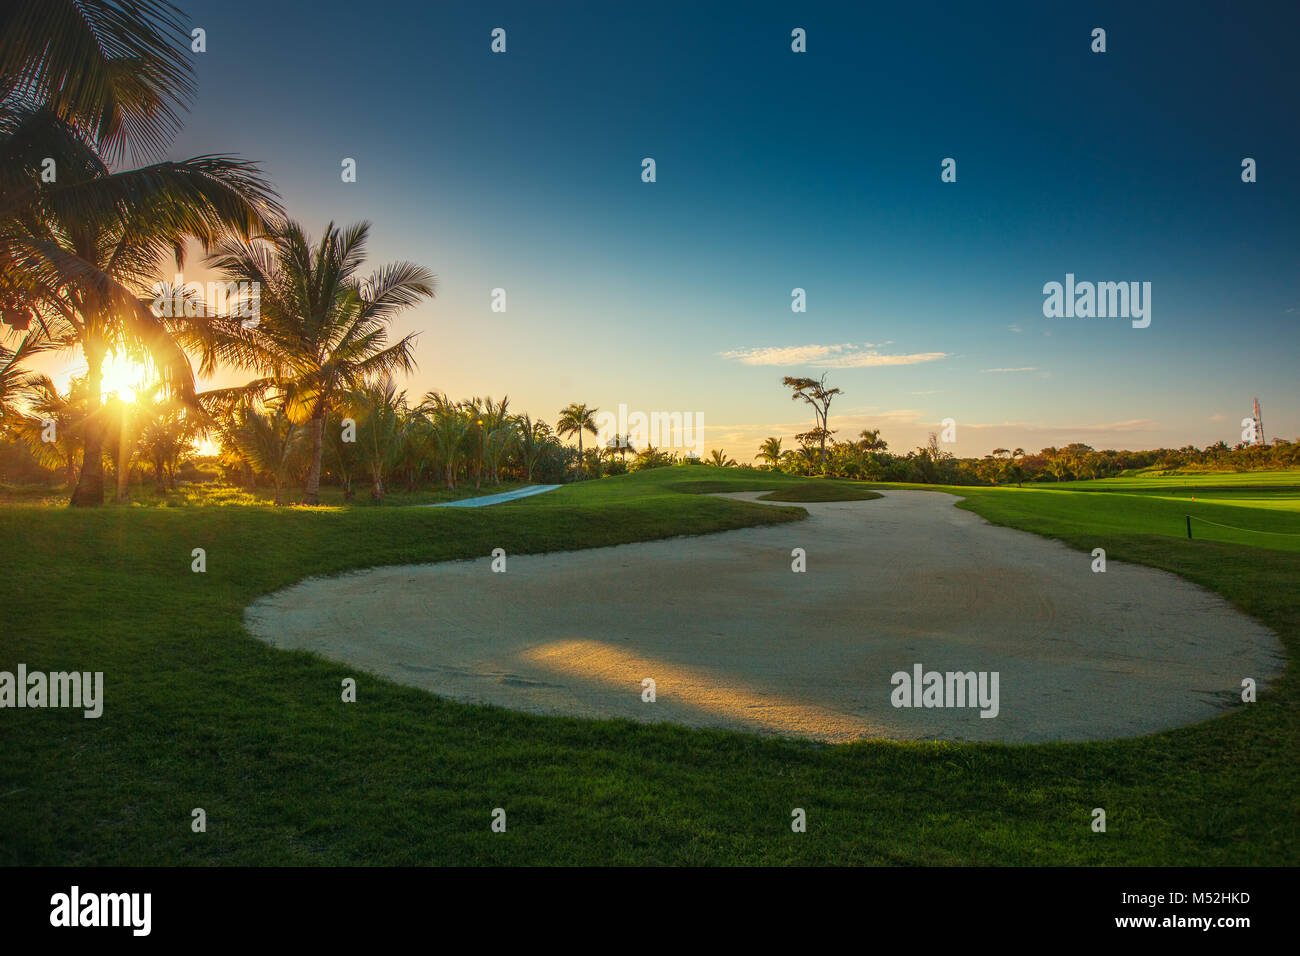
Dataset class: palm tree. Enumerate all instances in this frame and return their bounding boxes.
[479,395,512,485]
[708,449,736,467]
[515,413,551,483]
[352,377,405,502]
[605,433,634,461]
[392,407,434,492]
[421,391,469,491]
[202,221,435,504]
[556,402,598,479]
[1,115,278,505]
[0,333,46,435]
[1,0,197,165]
[231,400,302,506]
[16,372,87,487]
[133,385,197,493]
[857,429,888,452]
[1,2,282,505]
[323,408,362,501]
[755,436,782,468]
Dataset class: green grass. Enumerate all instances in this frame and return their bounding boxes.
[758,483,883,502]
[1046,469,1300,493]
[0,479,536,509]
[1,465,1296,865]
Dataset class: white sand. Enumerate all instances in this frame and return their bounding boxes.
[244,491,1284,743]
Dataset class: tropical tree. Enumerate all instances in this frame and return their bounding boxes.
[479,395,513,485]
[1,1,283,505]
[782,374,841,463]
[556,402,598,479]
[631,445,673,471]
[421,391,469,491]
[0,333,46,434]
[323,409,362,500]
[2,125,278,505]
[515,412,551,483]
[1,0,198,165]
[754,436,783,468]
[605,433,634,462]
[15,372,86,486]
[708,448,736,467]
[392,407,434,491]
[352,377,405,502]
[133,386,196,493]
[857,428,888,452]
[202,221,435,504]
[231,401,301,506]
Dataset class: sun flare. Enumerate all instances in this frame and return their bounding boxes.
[97,352,148,402]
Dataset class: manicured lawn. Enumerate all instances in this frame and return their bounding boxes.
[758,482,883,502]
[0,479,537,509]
[1,465,1295,865]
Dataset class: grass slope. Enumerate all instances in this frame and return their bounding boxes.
[1,466,1295,865]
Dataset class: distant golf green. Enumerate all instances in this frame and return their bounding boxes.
[758,483,883,502]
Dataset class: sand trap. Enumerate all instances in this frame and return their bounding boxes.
[244,491,1283,743]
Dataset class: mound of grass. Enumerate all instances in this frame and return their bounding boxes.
[759,483,883,502]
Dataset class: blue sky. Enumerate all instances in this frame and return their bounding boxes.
[99,0,1300,456]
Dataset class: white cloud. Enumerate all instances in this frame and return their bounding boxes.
[719,343,947,368]
[979,366,1038,373]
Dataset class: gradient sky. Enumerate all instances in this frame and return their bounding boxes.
[51,0,1300,457]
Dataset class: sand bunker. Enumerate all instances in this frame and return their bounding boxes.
[244,491,1283,742]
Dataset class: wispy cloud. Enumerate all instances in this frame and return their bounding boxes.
[979,366,1038,373]
[1007,324,1023,333]
[720,343,947,368]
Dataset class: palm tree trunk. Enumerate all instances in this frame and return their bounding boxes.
[303,411,325,505]
[115,411,130,503]
[70,343,105,507]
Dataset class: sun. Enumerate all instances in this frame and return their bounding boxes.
[99,352,148,402]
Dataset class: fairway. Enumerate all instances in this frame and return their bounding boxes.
[246,489,1281,743]
[2,465,1298,865]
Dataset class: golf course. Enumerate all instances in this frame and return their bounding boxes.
[2,466,1296,865]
